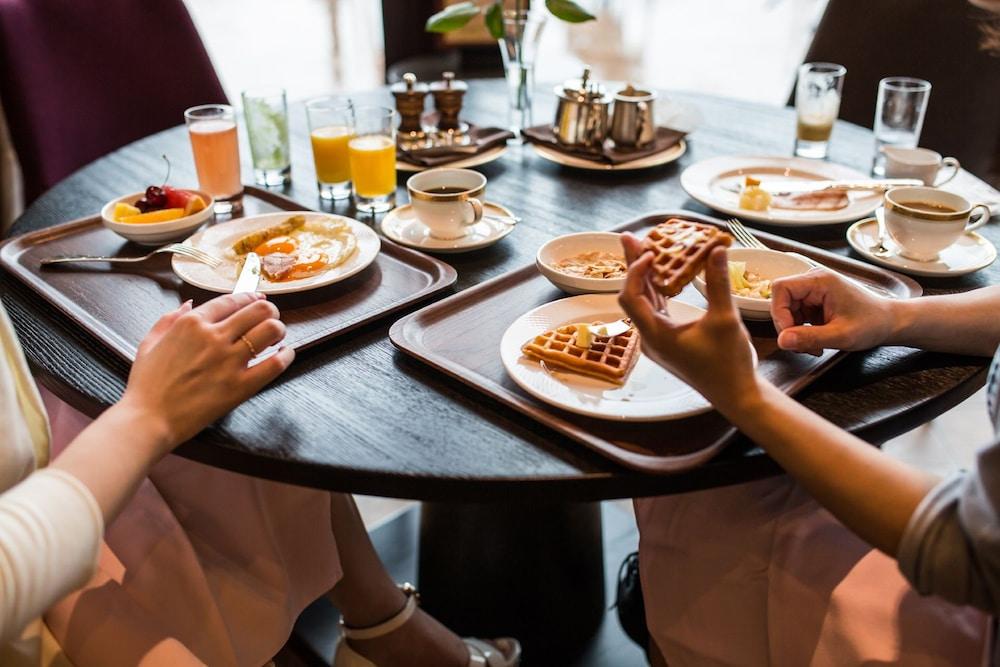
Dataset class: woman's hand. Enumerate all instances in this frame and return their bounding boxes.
[118,292,294,454]
[770,269,897,356]
[618,233,758,409]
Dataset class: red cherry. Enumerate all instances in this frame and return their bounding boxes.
[145,185,166,209]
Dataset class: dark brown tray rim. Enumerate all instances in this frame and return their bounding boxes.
[0,186,458,362]
[389,209,922,474]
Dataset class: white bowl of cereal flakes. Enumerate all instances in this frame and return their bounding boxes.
[536,232,628,295]
[693,246,813,320]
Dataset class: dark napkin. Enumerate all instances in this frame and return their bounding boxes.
[522,125,686,165]
[398,125,515,167]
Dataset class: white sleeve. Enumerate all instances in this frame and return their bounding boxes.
[0,468,103,643]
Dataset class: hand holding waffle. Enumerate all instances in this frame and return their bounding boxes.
[619,228,758,408]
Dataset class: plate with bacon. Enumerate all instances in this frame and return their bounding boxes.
[680,155,883,226]
[172,211,380,294]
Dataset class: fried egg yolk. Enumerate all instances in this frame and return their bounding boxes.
[253,235,298,255]
[288,252,330,279]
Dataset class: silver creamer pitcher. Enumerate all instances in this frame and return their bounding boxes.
[552,67,612,150]
[610,84,657,149]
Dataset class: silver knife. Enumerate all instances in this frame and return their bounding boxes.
[596,318,632,337]
[232,252,262,294]
[722,177,922,196]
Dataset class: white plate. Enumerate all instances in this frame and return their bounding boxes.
[396,145,507,173]
[531,139,686,171]
[500,294,757,421]
[172,211,380,294]
[380,202,515,253]
[680,155,882,226]
[847,214,997,277]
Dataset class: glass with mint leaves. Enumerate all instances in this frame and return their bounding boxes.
[241,87,292,187]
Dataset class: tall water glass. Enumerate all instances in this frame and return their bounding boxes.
[306,97,354,201]
[242,87,291,187]
[872,77,931,176]
[348,107,397,213]
[185,104,243,214]
[498,8,545,140]
[794,62,846,159]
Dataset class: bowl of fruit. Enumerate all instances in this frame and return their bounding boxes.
[102,175,213,246]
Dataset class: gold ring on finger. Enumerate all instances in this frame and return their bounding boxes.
[240,334,258,357]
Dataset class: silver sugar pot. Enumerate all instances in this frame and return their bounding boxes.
[610,84,657,149]
[552,67,612,150]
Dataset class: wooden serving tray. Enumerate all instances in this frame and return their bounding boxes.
[389,210,923,474]
[0,187,456,361]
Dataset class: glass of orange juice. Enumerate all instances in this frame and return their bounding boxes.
[348,106,397,213]
[184,104,243,215]
[306,97,354,201]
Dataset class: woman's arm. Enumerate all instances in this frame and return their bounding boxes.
[723,379,938,555]
[51,293,293,519]
[617,241,939,555]
[1,292,293,643]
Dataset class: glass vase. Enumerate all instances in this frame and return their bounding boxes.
[498,8,545,140]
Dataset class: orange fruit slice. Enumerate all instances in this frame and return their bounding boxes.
[113,202,141,221]
[119,207,186,224]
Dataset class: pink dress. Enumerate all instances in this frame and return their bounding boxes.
[38,388,343,667]
[636,475,990,666]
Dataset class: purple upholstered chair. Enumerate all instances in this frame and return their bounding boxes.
[0,0,227,204]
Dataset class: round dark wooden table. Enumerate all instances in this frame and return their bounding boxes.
[6,79,994,502]
[4,79,996,662]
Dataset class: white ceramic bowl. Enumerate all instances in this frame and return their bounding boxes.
[692,247,813,320]
[101,190,215,246]
[536,232,627,294]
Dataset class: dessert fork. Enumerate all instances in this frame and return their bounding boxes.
[40,243,222,268]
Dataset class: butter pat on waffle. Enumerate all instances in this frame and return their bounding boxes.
[642,219,732,296]
[521,321,640,385]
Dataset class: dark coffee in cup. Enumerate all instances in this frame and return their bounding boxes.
[427,186,469,195]
[898,200,959,214]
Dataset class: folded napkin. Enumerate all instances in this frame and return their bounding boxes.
[940,169,1000,217]
[522,125,687,165]
[397,125,515,167]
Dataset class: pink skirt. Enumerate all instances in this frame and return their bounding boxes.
[636,475,990,666]
[38,388,343,667]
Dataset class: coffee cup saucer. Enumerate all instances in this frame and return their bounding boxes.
[847,211,996,277]
[380,201,517,254]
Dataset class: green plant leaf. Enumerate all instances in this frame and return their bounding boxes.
[485,1,504,39]
[426,2,481,33]
[545,0,595,23]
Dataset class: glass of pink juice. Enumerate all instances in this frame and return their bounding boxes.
[184,104,244,214]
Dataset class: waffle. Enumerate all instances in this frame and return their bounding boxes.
[642,219,732,296]
[521,321,640,385]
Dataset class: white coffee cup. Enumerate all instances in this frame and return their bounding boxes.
[883,146,960,187]
[406,168,486,240]
[883,186,990,261]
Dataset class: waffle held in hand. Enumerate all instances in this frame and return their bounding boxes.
[521,321,640,385]
[642,219,732,297]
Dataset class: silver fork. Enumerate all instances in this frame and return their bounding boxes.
[40,243,222,268]
[725,217,768,251]
[726,217,895,298]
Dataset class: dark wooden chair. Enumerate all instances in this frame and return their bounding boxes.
[380,0,502,84]
[0,0,227,204]
[796,0,1000,177]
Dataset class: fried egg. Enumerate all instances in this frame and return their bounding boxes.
[231,217,357,283]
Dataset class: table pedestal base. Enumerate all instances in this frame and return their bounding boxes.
[418,501,605,664]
